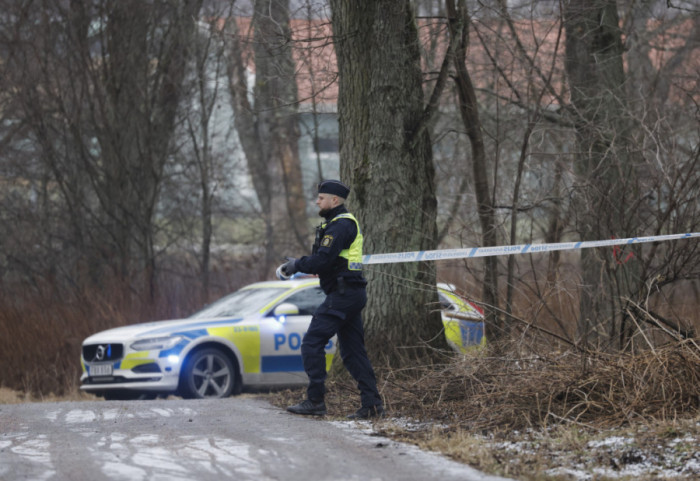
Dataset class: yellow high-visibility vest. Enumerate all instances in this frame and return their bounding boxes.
[328,213,363,271]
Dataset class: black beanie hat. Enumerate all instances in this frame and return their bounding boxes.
[317,179,350,199]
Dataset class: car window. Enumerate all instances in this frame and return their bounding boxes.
[274,287,326,316]
[439,290,484,319]
[190,287,289,319]
[438,292,458,312]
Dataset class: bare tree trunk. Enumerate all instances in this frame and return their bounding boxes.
[225,0,308,276]
[223,16,275,274]
[102,0,203,298]
[545,161,565,285]
[10,0,202,298]
[447,0,503,341]
[564,0,631,346]
[330,0,446,355]
[252,0,307,252]
[187,20,224,302]
[506,123,533,319]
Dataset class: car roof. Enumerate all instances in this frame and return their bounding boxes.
[243,278,470,297]
[240,276,320,290]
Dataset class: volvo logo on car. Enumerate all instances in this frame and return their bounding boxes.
[94,344,110,361]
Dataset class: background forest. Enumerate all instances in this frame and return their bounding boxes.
[0,0,698,412]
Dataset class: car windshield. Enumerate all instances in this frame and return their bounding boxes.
[189,287,289,319]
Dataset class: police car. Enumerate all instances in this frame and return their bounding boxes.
[80,278,484,400]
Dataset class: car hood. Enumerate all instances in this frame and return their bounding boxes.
[82,316,246,344]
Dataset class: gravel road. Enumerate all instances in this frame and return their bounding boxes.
[0,396,510,481]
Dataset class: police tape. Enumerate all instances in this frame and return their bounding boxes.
[361,232,700,265]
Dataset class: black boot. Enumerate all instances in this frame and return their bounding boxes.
[287,399,327,416]
[347,405,384,419]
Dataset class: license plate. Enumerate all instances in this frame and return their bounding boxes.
[90,363,113,376]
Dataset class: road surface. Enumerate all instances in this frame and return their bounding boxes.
[0,396,511,481]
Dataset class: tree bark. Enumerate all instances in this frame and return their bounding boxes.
[330,0,445,355]
[225,0,309,274]
[252,0,308,252]
[447,0,503,341]
[564,0,631,346]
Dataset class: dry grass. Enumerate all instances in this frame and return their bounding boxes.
[376,340,700,431]
[395,417,700,480]
[0,274,238,397]
[0,287,132,397]
[0,386,27,404]
[0,386,94,404]
[268,339,700,480]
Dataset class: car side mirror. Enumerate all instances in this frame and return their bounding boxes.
[273,303,300,316]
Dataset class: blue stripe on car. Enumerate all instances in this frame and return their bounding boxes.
[175,329,208,340]
[159,338,191,358]
[261,355,304,372]
[460,321,484,345]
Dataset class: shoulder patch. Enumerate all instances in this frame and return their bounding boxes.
[321,235,333,247]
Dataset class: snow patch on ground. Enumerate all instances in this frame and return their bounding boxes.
[497,426,699,479]
[341,417,700,480]
[330,420,513,481]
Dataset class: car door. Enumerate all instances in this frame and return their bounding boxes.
[258,285,329,384]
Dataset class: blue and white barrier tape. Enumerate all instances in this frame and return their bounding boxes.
[362,232,700,265]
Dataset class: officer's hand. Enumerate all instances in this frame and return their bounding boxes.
[282,257,298,276]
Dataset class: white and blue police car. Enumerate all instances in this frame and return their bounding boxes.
[80,278,483,400]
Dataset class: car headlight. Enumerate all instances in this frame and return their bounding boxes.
[130,336,184,351]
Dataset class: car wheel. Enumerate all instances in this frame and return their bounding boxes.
[180,347,237,399]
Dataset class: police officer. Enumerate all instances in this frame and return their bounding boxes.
[282,179,384,419]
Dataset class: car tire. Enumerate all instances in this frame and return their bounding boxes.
[180,347,238,399]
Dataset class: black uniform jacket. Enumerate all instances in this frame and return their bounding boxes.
[295,204,367,294]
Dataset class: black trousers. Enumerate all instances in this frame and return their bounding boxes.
[301,285,382,408]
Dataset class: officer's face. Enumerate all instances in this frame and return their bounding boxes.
[316,193,337,214]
